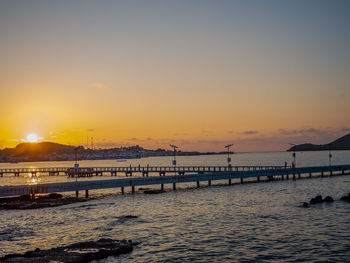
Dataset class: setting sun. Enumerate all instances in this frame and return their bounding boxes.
[26,133,39,143]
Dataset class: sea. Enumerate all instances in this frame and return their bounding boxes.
[1,151,350,262]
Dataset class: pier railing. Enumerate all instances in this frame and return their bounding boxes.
[0,165,288,177]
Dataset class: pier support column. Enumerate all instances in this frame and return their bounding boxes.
[240,177,243,184]
[286,174,289,180]
[75,191,79,198]
[342,169,345,175]
[228,179,232,185]
[0,173,2,177]
[309,173,312,178]
[85,190,89,198]
[321,171,324,177]
[121,187,124,194]
[197,181,200,188]
[293,174,296,180]
[330,171,333,176]
[257,176,260,182]
[298,173,301,179]
[131,186,135,194]
[173,183,176,190]
[161,184,164,191]
[208,180,211,186]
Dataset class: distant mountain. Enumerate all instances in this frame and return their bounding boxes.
[2,142,78,156]
[287,133,350,151]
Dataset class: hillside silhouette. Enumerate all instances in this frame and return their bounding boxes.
[288,133,350,151]
[2,142,77,156]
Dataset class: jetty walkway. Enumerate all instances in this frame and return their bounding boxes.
[0,165,285,177]
[0,164,349,198]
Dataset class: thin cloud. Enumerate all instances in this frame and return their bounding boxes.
[92,82,109,89]
[242,130,259,135]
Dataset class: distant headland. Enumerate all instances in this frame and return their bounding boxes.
[287,133,350,152]
[0,142,231,163]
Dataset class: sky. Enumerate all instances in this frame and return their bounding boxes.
[0,0,349,152]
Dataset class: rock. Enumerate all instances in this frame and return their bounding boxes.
[302,202,310,208]
[19,195,31,201]
[324,196,334,202]
[123,215,138,219]
[47,193,63,199]
[0,238,133,263]
[310,195,323,204]
[310,198,317,205]
[144,189,166,194]
[340,195,350,201]
[315,195,323,203]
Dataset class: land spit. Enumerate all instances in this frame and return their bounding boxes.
[0,238,133,263]
[0,193,92,210]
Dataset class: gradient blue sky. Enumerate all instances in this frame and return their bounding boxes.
[0,0,349,151]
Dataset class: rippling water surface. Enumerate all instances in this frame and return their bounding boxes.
[1,152,350,262]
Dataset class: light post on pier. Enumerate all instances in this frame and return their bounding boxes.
[74,147,79,168]
[289,143,296,168]
[328,144,333,167]
[74,147,79,181]
[225,144,233,168]
[170,144,178,167]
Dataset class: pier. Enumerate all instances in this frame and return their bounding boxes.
[0,165,286,178]
[0,164,349,198]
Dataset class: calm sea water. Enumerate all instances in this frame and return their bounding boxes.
[1,151,350,262]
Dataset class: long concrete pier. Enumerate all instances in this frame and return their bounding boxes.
[0,165,286,177]
[0,164,349,198]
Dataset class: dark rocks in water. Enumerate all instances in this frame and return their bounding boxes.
[324,196,334,202]
[19,194,31,201]
[123,215,138,219]
[315,195,323,203]
[310,195,323,204]
[302,202,310,208]
[143,189,166,194]
[310,198,317,205]
[0,238,133,263]
[340,193,350,201]
[47,193,63,199]
[0,197,89,210]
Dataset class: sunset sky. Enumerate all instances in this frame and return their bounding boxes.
[1,0,349,152]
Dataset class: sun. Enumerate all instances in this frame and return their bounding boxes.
[26,133,39,143]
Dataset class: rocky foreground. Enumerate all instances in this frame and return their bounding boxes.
[0,193,90,210]
[0,238,133,263]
